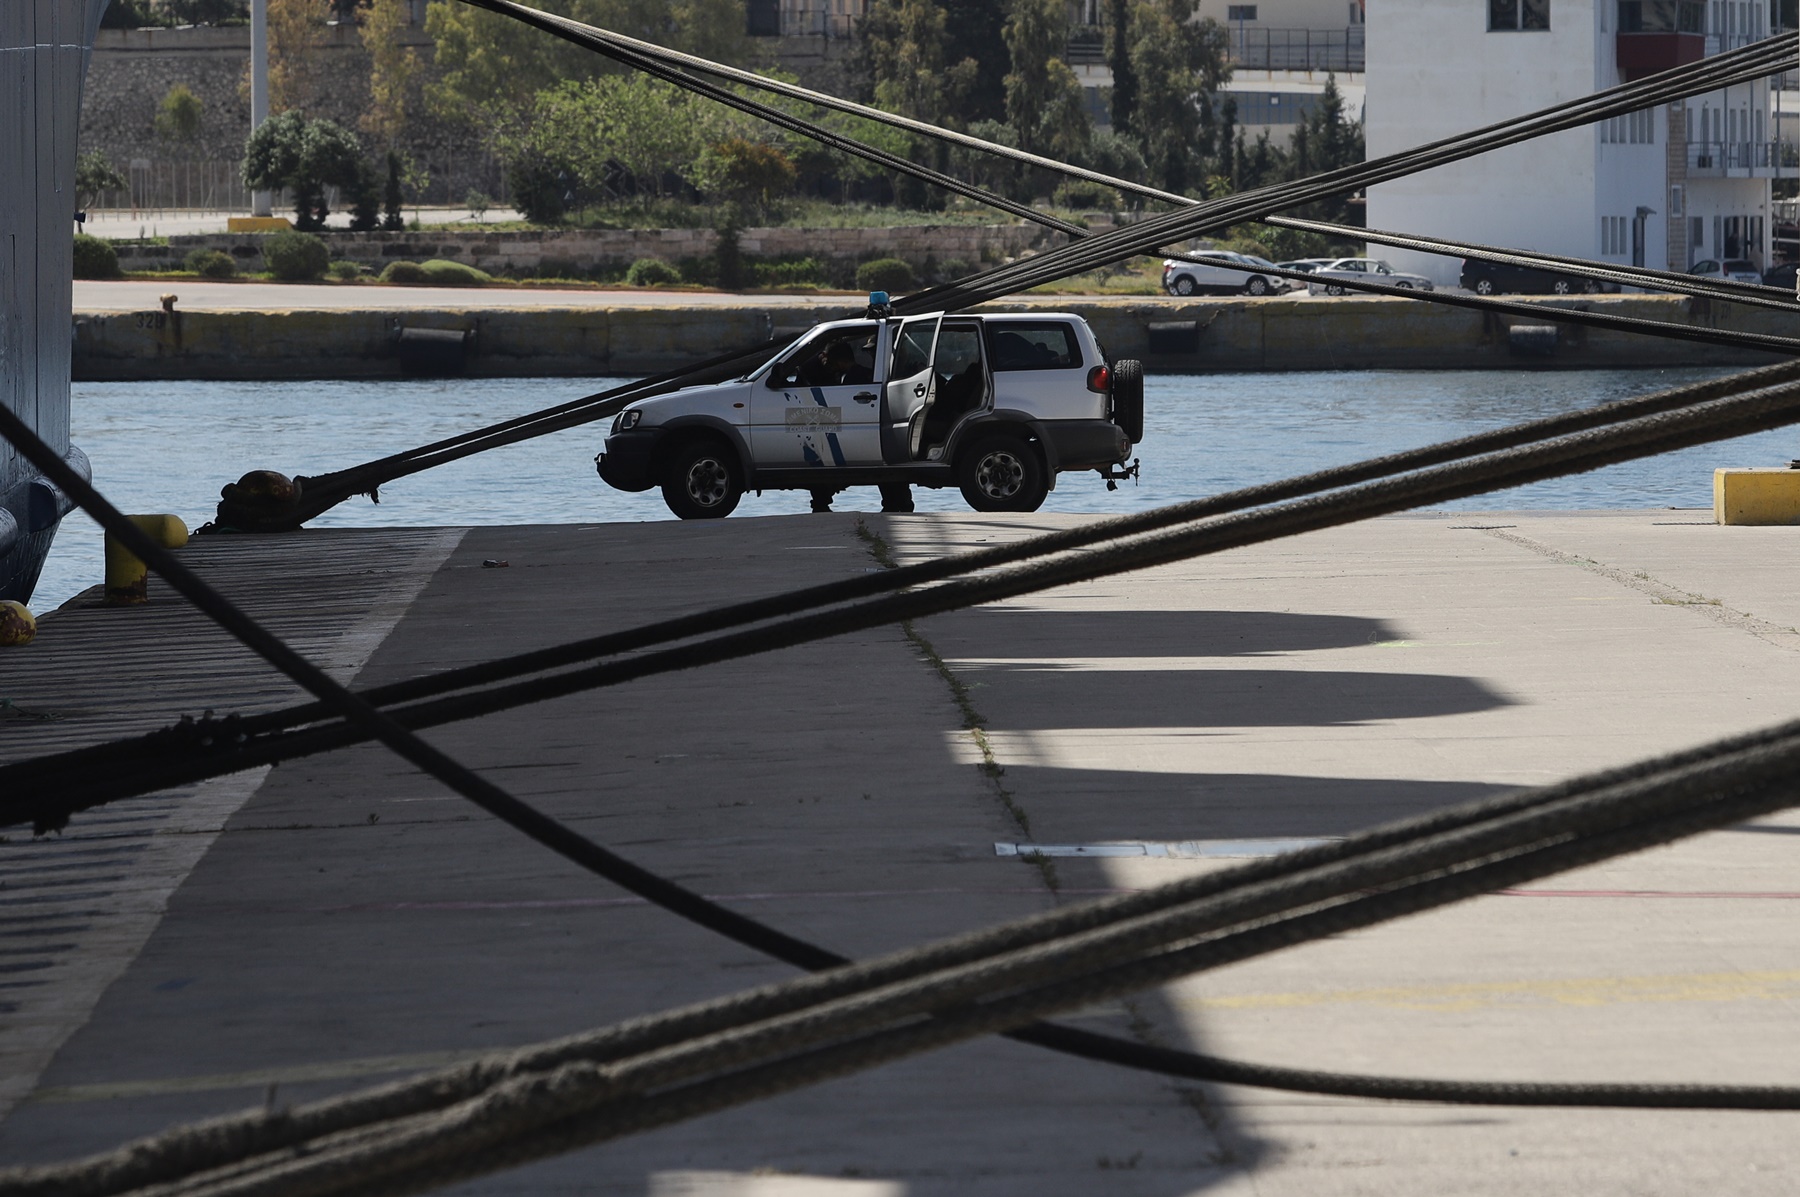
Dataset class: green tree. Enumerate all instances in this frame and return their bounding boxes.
[242,111,372,230]
[941,0,1009,124]
[1003,0,1089,161]
[426,0,752,126]
[500,76,710,211]
[154,82,203,144]
[1126,0,1229,195]
[359,0,423,149]
[856,0,976,125]
[1104,0,1136,134]
[75,151,128,211]
[693,138,797,213]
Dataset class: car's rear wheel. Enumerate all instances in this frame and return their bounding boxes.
[1244,276,1269,296]
[1472,278,1496,296]
[661,437,742,519]
[957,434,1048,513]
[1552,278,1576,295]
[1325,284,1346,296]
[1172,275,1197,296]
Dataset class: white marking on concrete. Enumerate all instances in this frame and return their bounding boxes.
[995,838,1337,859]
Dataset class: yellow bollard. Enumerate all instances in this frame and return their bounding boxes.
[1713,468,1800,526]
[104,514,190,606]
[0,600,34,646]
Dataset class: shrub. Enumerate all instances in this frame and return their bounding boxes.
[184,249,236,278]
[1052,179,1119,210]
[72,234,120,279]
[855,257,915,293]
[418,259,491,286]
[380,260,428,284]
[263,230,329,281]
[327,260,366,280]
[752,257,825,288]
[624,257,681,287]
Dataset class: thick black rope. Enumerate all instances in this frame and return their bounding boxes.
[7,369,1800,1197]
[13,359,1800,828]
[15,711,1800,1197]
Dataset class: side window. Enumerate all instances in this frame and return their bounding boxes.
[891,321,936,378]
[780,323,878,387]
[987,322,1080,371]
[1375,263,1392,274]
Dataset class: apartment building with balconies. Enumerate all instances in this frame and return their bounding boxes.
[1367,0,1778,286]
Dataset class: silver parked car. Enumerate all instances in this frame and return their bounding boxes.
[1688,258,1762,285]
[1307,258,1437,296]
[1162,251,1289,297]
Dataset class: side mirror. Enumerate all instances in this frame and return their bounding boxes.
[768,367,800,389]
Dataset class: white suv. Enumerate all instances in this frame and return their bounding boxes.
[1162,251,1288,297]
[597,302,1143,518]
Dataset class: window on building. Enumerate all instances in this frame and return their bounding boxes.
[1618,1,1705,32]
[1691,216,1704,257]
[1489,0,1549,30]
[1600,109,1656,144]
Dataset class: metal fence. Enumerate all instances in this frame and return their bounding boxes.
[88,159,251,218]
[1226,26,1364,73]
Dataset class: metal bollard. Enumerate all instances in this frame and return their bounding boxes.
[104,514,189,606]
[0,600,34,646]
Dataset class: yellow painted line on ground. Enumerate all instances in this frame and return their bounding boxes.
[1182,969,1800,1014]
[29,1048,492,1105]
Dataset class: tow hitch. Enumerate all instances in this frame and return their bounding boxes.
[1100,458,1140,491]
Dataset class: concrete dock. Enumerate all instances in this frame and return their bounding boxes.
[3,509,1800,1194]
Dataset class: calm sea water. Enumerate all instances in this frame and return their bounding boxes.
[30,367,1800,612]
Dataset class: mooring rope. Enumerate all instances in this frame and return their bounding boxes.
[11,707,1800,1197]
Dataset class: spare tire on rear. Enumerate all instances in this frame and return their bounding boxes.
[1110,358,1144,444]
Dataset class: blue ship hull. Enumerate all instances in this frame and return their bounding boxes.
[1,0,106,605]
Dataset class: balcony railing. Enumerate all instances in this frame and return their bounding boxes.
[1226,27,1364,73]
[1687,139,1782,175]
[1067,28,1105,65]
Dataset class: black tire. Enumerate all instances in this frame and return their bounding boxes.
[1394,280,1414,289]
[957,433,1048,513]
[1244,276,1269,296]
[1325,284,1346,296]
[1583,279,1603,294]
[660,437,742,519]
[1552,278,1576,295]
[1172,275,1197,296]
[1110,358,1144,444]
[1472,277,1496,296]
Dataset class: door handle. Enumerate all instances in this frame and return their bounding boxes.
[913,383,927,397]
[853,391,877,404]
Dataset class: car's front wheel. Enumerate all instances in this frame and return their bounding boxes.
[957,434,1048,513]
[1393,280,1414,289]
[1552,278,1576,295]
[1244,276,1269,296]
[1472,278,1496,296]
[1325,283,1346,296]
[661,437,743,519]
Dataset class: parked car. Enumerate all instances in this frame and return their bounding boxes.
[597,303,1143,518]
[1275,258,1339,275]
[1688,258,1762,285]
[1762,260,1799,291]
[1460,257,1596,296]
[1306,258,1436,295]
[1162,251,1288,297]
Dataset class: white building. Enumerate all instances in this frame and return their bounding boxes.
[1367,0,1777,287]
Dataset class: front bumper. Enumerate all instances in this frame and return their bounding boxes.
[595,427,664,492]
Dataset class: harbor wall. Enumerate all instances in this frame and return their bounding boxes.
[70,294,1791,381]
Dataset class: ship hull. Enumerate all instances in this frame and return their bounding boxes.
[1,0,107,605]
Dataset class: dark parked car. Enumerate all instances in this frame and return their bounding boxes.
[1762,261,1799,291]
[1460,257,1596,295]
